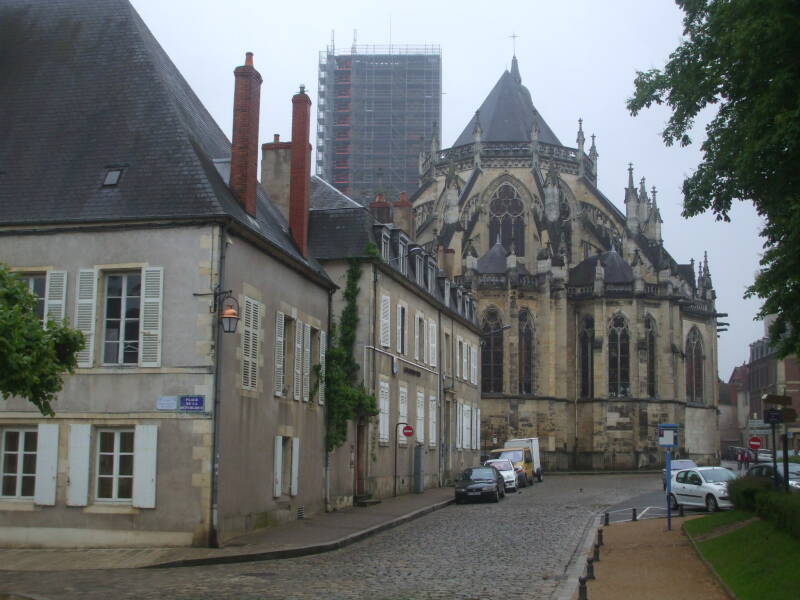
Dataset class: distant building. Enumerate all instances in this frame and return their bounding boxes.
[316,44,441,204]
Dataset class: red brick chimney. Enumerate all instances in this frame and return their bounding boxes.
[393,191,415,239]
[369,192,392,224]
[289,86,312,257]
[230,52,262,217]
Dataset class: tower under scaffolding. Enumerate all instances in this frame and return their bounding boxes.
[316,44,442,204]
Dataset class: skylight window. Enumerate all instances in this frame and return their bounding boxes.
[103,168,123,187]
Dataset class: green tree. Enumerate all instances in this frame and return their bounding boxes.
[0,264,84,415]
[628,0,800,357]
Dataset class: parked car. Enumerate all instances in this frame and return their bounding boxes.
[668,466,737,512]
[454,467,506,503]
[756,449,774,462]
[484,459,518,492]
[745,462,800,492]
[505,437,544,482]
[662,459,698,490]
[488,447,534,487]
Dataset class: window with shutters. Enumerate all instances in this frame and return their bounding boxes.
[312,328,326,404]
[456,400,463,449]
[95,429,134,501]
[428,321,437,367]
[429,395,437,448]
[396,303,407,355]
[380,295,391,348]
[457,338,464,379]
[274,312,287,396]
[379,381,390,443]
[241,297,261,391]
[0,429,37,498]
[398,385,408,446]
[303,323,312,402]
[17,275,46,326]
[464,404,472,450]
[471,343,478,386]
[465,345,471,382]
[476,408,481,451]
[102,272,141,365]
[416,390,425,444]
[415,313,425,362]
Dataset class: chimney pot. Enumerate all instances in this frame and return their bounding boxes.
[245,52,253,66]
[229,52,262,217]
[289,89,312,257]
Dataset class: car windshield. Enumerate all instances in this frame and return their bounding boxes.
[496,450,523,462]
[701,468,736,482]
[486,460,514,471]
[465,468,497,481]
[671,460,697,470]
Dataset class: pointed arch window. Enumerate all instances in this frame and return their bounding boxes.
[608,315,630,397]
[519,310,534,394]
[481,307,504,393]
[686,328,704,403]
[645,316,656,397]
[579,316,594,398]
[489,183,525,256]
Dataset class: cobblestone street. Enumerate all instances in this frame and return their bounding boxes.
[0,474,658,599]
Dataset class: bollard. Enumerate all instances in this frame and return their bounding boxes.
[632,507,638,521]
[679,504,684,517]
[593,542,600,562]
[597,527,604,546]
[604,512,609,526]
[586,557,595,580]
[578,576,588,600]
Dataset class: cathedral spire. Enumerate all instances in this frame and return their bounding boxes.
[576,118,585,178]
[473,110,483,169]
[510,54,521,84]
[638,177,648,203]
[588,133,598,178]
[627,163,635,190]
[625,164,640,231]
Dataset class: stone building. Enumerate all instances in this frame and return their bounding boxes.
[410,56,722,470]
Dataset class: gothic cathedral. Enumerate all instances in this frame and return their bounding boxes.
[410,57,720,469]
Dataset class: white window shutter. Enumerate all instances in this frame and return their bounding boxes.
[273,436,283,497]
[414,314,421,361]
[396,305,403,353]
[456,401,463,449]
[471,344,478,385]
[380,295,391,347]
[416,390,425,444]
[133,424,158,508]
[274,311,285,396]
[476,408,481,451]
[67,424,91,506]
[74,269,97,367]
[241,297,260,391]
[303,324,311,402]
[429,321,437,367]
[293,321,303,400]
[429,395,437,448]
[139,267,164,367]
[290,437,300,496]
[462,340,469,381]
[464,404,472,450]
[379,382,390,443]
[34,423,59,506]
[44,271,67,325]
[456,336,463,378]
[399,386,408,446]
[318,331,326,404]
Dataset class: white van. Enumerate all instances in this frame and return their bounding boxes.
[505,438,543,482]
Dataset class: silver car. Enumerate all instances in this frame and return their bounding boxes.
[484,459,518,492]
[669,466,737,512]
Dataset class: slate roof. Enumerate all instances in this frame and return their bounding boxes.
[476,239,508,274]
[310,176,363,210]
[0,0,329,283]
[569,250,634,287]
[308,208,376,260]
[452,57,561,147]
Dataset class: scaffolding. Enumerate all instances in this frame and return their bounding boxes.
[316,44,442,204]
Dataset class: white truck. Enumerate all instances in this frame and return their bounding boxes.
[505,437,543,482]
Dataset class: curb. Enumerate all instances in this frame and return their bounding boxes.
[145,497,455,569]
[552,511,602,600]
[682,522,738,600]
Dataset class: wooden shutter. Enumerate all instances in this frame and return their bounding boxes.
[379,382,390,443]
[133,424,158,508]
[274,311,285,396]
[139,267,164,367]
[399,385,408,446]
[456,400,463,449]
[396,304,403,353]
[456,336,463,378]
[273,436,283,497]
[380,295,391,347]
[416,390,425,444]
[290,437,300,496]
[429,321,437,367]
[414,313,421,360]
[318,331,326,404]
[462,340,469,381]
[476,408,481,451]
[464,404,472,450]
[293,321,303,400]
[44,270,67,325]
[241,297,258,391]
[471,343,478,385]
[67,424,91,506]
[74,269,97,367]
[429,395,437,448]
[303,324,311,402]
[34,423,59,506]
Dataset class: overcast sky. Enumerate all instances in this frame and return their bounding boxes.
[130,0,764,378]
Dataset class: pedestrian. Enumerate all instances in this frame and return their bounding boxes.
[736,450,743,471]
[744,449,751,470]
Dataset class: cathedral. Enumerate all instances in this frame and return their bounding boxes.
[410,56,721,470]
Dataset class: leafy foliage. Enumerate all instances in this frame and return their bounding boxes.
[0,264,84,415]
[628,0,800,356]
[727,475,773,511]
[324,257,378,452]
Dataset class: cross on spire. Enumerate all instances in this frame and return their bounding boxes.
[509,32,519,56]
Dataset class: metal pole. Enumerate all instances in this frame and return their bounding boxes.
[783,431,790,493]
[666,448,672,531]
[394,422,408,497]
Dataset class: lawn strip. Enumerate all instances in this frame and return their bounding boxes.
[682,509,751,537]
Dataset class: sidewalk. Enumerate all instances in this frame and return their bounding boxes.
[0,487,453,572]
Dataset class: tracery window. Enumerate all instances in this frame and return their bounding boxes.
[519,310,534,394]
[481,307,504,393]
[685,328,704,403]
[645,316,656,397]
[579,316,594,398]
[488,183,525,256]
[608,315,630,397]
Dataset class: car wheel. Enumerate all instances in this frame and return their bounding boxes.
[706,495,718,513]
[493,489,500,503]
[668,494,679,510]
[537,470,543,483]
[500,486,505,498]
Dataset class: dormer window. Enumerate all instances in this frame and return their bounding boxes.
[398,237,408,276]
[457,289,463,313]
[444,280,450,307]
[381,231,390,261]
[103,168,123,187]
[415,254,424,286]
[427,262,435,294]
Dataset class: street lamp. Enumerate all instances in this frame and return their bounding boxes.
[193,286,240,334]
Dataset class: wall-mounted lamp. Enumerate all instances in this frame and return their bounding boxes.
[194,286,240,334]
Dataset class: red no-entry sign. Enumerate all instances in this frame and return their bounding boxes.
[749,436,762,450]
[402,425,414,437]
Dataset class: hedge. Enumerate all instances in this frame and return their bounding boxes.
[728,476,800,541]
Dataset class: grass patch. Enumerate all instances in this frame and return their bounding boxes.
[695,519,800,600]
[683,509,751,537]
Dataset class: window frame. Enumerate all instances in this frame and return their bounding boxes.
[95,428,135,503]
[608,314,630,397]
[101,271,142,366]
[17,274,46,326]
[0,428,37,499]
[398,237,408,276]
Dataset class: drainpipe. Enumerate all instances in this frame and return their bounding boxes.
[209,223,228,547]
[324,287,334,512]
[437,310,443,487]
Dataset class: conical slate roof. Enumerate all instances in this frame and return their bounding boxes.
[476,238,509,274]
[569,251,634,286]
[453,57,561,147]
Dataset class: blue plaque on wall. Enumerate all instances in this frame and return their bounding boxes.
[179,395,205,412]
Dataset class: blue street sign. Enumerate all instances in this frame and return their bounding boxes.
[179,395,205,412]
[765,408,782,425]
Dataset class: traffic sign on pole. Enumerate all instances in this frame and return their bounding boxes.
[402,424,414,437]
[749,437,762,450]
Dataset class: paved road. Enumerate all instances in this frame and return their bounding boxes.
[0,474,658,600]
